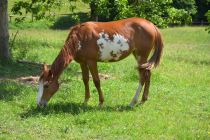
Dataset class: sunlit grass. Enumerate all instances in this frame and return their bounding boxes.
[0,27,210,139]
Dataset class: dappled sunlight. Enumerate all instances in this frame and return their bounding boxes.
[0,60,41,79]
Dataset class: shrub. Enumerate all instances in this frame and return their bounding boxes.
[205,10,210,33]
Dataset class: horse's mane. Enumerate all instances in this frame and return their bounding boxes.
[50,25,80,80]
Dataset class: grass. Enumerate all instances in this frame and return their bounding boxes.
[0,26,210,139]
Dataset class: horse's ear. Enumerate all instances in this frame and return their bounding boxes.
[48,70,53,79]
[43,64,49,78]
[43,64,48,71]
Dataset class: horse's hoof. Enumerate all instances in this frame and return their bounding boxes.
[129,104,135,108]
[139,100,146,105]
[129,100,137,107]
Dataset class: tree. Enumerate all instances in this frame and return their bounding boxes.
[206,0,210,33]
[88,0,196,27]
[205,10,210,33]
[194,0,210,22]
[172,0,197,15]
[11,0,62,21]
[88,0,134,21]
[0,0,10,60]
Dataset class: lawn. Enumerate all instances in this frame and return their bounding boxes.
[0,26,210,139]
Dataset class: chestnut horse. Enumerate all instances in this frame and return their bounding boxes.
[37,17,163,107]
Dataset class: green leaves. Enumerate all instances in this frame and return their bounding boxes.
[205,10,210,33]
[11,0,63,22]
[90,0,197,27]
[11,0,199,28]
[167,8,192,25]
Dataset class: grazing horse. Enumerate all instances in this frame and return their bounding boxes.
[37,17,163,107]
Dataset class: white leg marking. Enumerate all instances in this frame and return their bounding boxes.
[37,80,44,104]
[129,83,142,107]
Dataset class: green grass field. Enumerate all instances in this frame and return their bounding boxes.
[0,26,210,139]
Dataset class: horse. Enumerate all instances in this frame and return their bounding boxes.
[37,17,163,107]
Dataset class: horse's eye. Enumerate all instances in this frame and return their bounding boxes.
[44,84,49,88]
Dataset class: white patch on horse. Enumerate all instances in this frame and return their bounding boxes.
[37,80,44,104]
[129,83,142,107]
[78,41,82,50]
[97,32,129,61]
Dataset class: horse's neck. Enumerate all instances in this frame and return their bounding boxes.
[50,40,76,81]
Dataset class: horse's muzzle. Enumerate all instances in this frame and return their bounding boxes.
[37,100,48,108]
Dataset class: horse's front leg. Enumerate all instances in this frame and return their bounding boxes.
[80,63,90,105]
[87,61,104,106]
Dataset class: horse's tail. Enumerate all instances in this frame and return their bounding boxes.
[141,25,164,70]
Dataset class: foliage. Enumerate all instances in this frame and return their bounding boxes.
[167,8,192,25]
[194,0,210,21]
[11,0,62,22]
[89,0,197,27]
[172,0,197,15]
[10,0,199,27]
[172,0,197,24]
[11,0,81,22]
[131,0,173,28]
[113,0,135,20]
[132,0,197,26]
[88,0,134,21]
[205,10,210,33]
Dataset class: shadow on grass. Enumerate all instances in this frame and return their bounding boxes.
[51,12,90,30]
[20,102,134,118]
[0,60,41,79]
[0,80,24,101]
[0,60,41,101]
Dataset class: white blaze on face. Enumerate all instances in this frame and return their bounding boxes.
[37,80,44,104]
[97,32,129,61]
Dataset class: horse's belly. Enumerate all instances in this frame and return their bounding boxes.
[97,32,131,62]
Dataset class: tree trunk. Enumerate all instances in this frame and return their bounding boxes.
[0,0,10,60]
[90,1,98,21]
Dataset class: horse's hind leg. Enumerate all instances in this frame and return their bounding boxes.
[87,61,104,106]
[140,69,151,104]
[80,63,90,104]
[129,54,147,107]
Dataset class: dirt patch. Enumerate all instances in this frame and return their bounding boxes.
[17,76,40,85]
[93,73,112,80]
[0,76,39,85]
[0,72,112,85]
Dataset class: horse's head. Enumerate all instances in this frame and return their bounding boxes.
[37,64,59,107]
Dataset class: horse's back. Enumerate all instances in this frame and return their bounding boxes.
[79,17,156,42]
[73,17,158,62]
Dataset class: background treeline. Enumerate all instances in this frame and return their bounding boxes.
[10,0,210,28]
